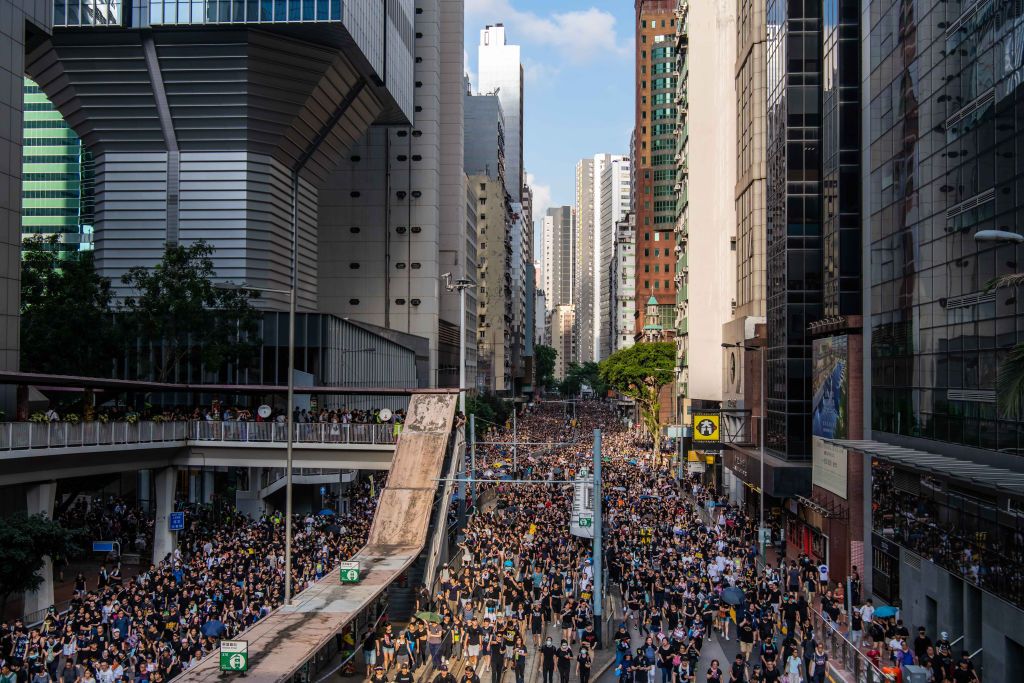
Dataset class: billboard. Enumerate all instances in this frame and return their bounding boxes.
[812,335,849,498]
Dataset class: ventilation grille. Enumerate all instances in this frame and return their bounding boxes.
[905,553,922,571]
[945,188,995,221]
[945,291,996,309]
[945,0,987,37]
[945,88,994,129]
[947,389,996,403]
[894,469,921,495]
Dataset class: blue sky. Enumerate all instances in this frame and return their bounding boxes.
[464,0,635,258]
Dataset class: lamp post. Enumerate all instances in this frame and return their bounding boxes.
[443,273,476,414]
[217,282,297,603]
[723,340,767,558]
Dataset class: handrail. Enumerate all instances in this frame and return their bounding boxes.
[423,427,465,590]
[0,420,399,451]
[809,605,896,683]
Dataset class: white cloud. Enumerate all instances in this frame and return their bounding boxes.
[521,58,560,88]
[467,0,628,64]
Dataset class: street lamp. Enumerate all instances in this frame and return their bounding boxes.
[217,282,297,604]
[974,229,1024,244]
[443,272,476,414]
[723,340,767,558]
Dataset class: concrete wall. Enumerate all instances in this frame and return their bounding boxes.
[897,548,1024,681]
[685,0,736,402]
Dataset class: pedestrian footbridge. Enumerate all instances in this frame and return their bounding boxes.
[0,420,400,486]
[175,391,461,682]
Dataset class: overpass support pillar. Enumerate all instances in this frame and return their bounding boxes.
[153,467,177,565]
[24,481,57,615]
[202,469,215,504]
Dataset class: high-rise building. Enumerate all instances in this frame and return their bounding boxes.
[549,304,575,380]
[633,0,679,334]
[574,158,596,363]
[472,175,513,393]
[721,0,769,421]
[299,0,468,387]
[22,79,94,255]
[0,0,50,398]
[673,0,736,416]
[542,206,574,312]
[849,0,1024,671]
[478,24,523,202]
[611,212,637,352]
[599,156,631,360]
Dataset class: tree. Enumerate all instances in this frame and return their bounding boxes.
[21,236,117,377]
[535,345,557,391]
[0,514,80,613]
[559,363,583,397]
[120,241,261,382]
[465,393,513,438]
[599,341,676,465]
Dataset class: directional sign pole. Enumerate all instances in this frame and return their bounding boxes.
[592,428,602,647]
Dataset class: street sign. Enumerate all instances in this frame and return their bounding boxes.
[319,486,327,496]
[169,511,185,532]
[692,411,722,448]
[219,640,248,672]
[339,561,361,583]
[92,541,116,553]
[578,516,593,528]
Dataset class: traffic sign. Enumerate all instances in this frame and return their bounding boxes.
[219,640,248,672]
[169,511,185,532]
[92,541,116,553]
[578,516,593,528]
[339,561,361,583]
[320,486,327,496]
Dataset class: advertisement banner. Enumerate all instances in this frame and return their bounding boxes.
[570,475,594,539]
[811,335,849,498]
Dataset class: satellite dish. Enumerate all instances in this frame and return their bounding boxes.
[379,408,393,422]
[257,405,272,419]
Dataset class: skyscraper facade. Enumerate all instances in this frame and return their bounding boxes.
[612,212,637,353]
[574,158,596,364]
[478,24,523,202]
[22,79,94,255]
[633,0,679,335]
[599,155,631,360]
[849,0,1024,670]
[542,206,574,311]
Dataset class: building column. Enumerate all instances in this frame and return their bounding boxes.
[23,481,57,615]
[152,467,177,565]
[138,469,152,514]
[202,469,215,504]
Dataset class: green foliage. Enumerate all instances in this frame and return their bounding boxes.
[0,514,80,610]
[600,341,676,458]
[21,236,117,377]
[535,345,557,390]
[559,363,583,398]
[997,343,1024,417]
[465,393,513,438]
[120,241,261,382]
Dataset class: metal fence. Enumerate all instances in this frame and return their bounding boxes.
[808,606,896,683]
[190,421,397,445]
[0,420,190,450]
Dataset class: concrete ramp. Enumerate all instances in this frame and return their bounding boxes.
[175,392,457,683]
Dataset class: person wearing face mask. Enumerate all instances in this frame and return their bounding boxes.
[556,640,574,683]
[541,637,557,683]
[512,637,528,683]
[575,646,592,683]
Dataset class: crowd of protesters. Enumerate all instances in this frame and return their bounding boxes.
[0,476,385,683]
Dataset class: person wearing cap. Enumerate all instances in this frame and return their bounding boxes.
[462,665,481,683]
[394,661,414,683]
[432,664,456,683]
[370,665,388,683]
[952,657,979,683]
[912,627,931,663]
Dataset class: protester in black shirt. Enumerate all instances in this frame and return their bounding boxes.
[541,638,557,683]
[432,664,456,683]
[556,641,574,683]
[576,646,592,683]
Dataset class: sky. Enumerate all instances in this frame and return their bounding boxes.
[464,0,635,261]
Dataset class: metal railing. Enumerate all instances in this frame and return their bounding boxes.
[0,420,190,451]
[808,606,896,683]
[191,421,397,445]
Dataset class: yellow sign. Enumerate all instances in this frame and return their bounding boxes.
[528,523,537,536]
[693,413,720,442]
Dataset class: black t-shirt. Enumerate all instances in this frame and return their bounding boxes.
[557,648,573,671]
[541,645,557,668]
[466,627,481,646]
[761,642,778,663]
[952,668,974,683]
[739,624,755,644]
[730,662,746,682]
[395,671,414,683]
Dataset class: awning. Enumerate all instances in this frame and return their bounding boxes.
[826,439,1024,496]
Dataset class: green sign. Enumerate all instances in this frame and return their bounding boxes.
[339,561,361,583]
[578,516,593,528]
[219,641,248,672]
